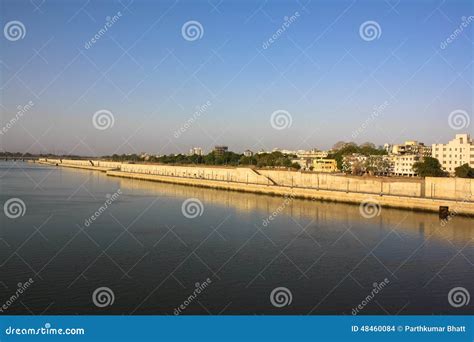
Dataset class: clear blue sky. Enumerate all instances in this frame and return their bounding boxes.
[0,0,472,156]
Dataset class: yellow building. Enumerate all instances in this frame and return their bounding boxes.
[313,159,338,173]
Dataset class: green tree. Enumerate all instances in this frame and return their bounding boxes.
[413,157,447,177]
[328,143,387,170]
[454,163,474,178]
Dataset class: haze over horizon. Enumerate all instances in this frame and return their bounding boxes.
[1,0,472,156]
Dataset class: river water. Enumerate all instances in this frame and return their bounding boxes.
[0,161,472,315]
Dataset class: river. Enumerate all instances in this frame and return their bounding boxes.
[0,162,472,314]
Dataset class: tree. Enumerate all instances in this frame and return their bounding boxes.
[332,141,347,150]
[291,162,301,170]
[455,163,474,178]
[360,142,376,149]
[328,143,386,171]
[413,157,447,177]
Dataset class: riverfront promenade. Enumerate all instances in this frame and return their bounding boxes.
[36,159,474,216]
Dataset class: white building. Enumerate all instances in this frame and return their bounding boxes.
[392,154,421,177]
[296,149,328,159]
[243,149,253,157]
[270,148,328,158]
[432,134,474,174]
[386,140,431,157]
[189,147,203,156]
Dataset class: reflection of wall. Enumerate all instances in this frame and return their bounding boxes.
[115,176,474,243]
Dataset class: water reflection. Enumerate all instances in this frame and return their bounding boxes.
[115,176,474,244]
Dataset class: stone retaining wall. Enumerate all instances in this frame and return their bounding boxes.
[38,159,474,202]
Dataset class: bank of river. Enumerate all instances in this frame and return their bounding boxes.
[38,160,474,216]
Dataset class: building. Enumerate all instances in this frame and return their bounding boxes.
[291,158,312,170]
[213,146,228,156]
[243,149,253,157]
[297,149,329,159]
[387,140,432,157]
[313,159,338,173]
[189,147,203,156]
[342,154,368,175]
[382,140,433,176]
[342,154,393,176]
[392,154,421,177]
[365,155,392,176]
[140,152,150,161]
[432,134,474,174]
[269,148,328,158]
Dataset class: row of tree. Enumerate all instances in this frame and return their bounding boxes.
[105,151,302,169]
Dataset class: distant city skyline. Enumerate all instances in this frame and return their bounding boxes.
[1,0,472,156]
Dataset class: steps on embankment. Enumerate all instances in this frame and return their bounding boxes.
[250,168,277,185]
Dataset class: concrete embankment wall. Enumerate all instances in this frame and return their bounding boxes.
[119,163,270,185]
[425,177,474,201]
[258,170,422,197]
[37,159,474,212]
[38,158,122,171]
[107,171,474,215]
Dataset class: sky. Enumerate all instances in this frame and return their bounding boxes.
[0,0,473,156]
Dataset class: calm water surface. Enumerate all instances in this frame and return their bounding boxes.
[0,162,473,314]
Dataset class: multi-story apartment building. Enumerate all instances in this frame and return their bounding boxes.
[432,134,474,174]
[189,147,203,156]
[296,149,329,159]
[243,149,253,157]
[269,148,328,158]
[392,154,421,177]
[386,140,432,157]
[213,146,228,156]
[382,140,432,176]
